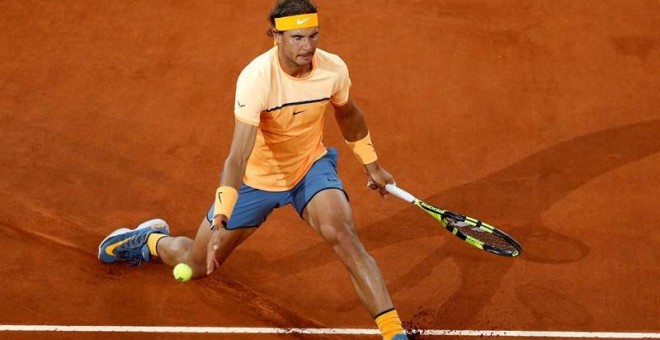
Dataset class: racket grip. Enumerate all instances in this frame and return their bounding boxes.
[385,184,416,203]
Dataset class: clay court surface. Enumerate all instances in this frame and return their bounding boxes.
[1,1,659,339]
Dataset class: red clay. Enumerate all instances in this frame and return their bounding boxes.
[1,0,659,339]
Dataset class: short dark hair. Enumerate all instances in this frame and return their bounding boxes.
[267,0,318,36]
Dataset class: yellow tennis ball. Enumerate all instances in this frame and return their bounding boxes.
[173,263,193,282]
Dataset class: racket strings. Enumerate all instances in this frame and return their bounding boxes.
[445,218,518,252]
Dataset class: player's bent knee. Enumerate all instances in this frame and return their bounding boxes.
[188,261,210,279]
[333,228,368,259]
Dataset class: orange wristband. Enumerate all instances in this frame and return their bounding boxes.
[213,186,238,220]
[346,132,378,164]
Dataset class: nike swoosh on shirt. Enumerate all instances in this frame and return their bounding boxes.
[293,110,305,115]
[297,17,311,25]
[105,237,134,256]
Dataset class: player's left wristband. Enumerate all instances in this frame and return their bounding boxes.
[346,132,378,165]
[210,186,238,230]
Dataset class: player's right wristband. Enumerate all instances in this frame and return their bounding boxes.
[346,132,378,165]
[212,186,238,228]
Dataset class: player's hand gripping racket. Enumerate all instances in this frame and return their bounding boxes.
[385,184,522,257]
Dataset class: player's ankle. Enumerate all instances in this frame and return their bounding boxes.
[147,233,168,257]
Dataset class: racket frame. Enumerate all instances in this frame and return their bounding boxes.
[386,184,522,257]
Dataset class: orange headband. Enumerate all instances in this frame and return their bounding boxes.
[274,13,318,31]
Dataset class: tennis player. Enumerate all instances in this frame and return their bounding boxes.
[98,0,407,338]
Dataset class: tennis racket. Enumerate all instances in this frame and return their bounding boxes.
[385,184,522,257]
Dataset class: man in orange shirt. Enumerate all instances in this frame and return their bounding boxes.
[99,1,407,338]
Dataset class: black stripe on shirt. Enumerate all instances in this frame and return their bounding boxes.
[266,97,331,113]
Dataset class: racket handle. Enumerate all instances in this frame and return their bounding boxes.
[385,184,416,203]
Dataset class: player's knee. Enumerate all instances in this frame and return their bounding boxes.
[176,246,213,279]
[187,260,210,279]
[333,226,368,260]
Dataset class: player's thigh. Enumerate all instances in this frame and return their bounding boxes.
[303,188,355,242]
[189,218,257,265]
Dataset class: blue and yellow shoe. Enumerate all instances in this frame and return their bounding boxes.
[98,218,170,266]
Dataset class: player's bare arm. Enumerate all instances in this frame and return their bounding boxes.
[206,119,258,273]
[333,98,394,196]
[333,97,367,140]
[212,119,258,226]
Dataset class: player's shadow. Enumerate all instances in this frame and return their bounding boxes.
[244,119,660,322]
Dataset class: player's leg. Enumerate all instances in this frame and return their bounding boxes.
[156,218,257,279]
[292,148,407,340]
[303,189,393,313]
[303,189,406,340]
[98,216,257,278]
[99,184,278,279]
[156,184,281,278]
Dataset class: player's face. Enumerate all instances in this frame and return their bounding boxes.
[279,27,319,67]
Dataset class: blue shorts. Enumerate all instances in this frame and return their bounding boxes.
[206,148,347,230]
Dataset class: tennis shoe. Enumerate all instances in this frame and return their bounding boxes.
[391,334,409,340]
[98,218,170,266]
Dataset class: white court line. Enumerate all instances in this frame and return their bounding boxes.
[0,326,659,338]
